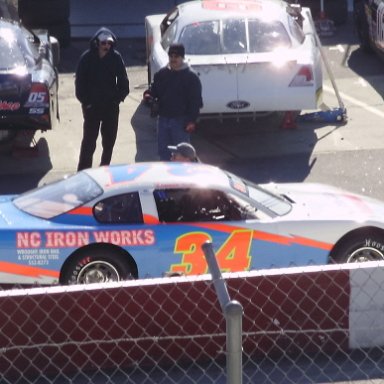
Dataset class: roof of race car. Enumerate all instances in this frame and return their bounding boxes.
[83,162,234,192]
[177,0,287,19]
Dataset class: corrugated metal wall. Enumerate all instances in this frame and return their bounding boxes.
[70,0,183,38]
[69,0,353,39]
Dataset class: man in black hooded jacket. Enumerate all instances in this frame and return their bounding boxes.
[148,43,203,161]
[75,27,130,171]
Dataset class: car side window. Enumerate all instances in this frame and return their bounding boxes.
[160,7,179,36]
[154,188,251,223]
[162,21,178,52]
[93,193,143,224]
[153,189,184,223]
[287,15,305,44]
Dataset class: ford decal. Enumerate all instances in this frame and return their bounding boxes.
[226,100,250,109]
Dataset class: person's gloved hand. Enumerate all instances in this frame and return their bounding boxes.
[185,122,196,133]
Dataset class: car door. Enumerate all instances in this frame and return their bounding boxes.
[148,186,291,276]
[150,187,249,276]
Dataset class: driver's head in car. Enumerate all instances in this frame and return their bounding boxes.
[168,142,199,162]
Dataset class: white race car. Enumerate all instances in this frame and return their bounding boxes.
[145,0,323,118]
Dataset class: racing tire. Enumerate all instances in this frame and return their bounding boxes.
[0,129,17,144]
[18,0,70,25]
[330,231,384,263]
[60,247,136,285]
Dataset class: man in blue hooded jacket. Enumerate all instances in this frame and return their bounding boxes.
[75,28,130,171]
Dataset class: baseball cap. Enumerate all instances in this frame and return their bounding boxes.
[168,43,185,58]
[98,32,114,43]
[168,142,197,161]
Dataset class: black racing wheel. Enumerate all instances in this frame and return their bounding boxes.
[61,247,137,285]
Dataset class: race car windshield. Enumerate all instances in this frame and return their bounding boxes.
[0,27,37,70]
[13,173,103,219]
[179,18,291,55]
[226,172,292,216]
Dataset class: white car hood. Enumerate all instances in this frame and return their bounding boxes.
[262,183,384,221]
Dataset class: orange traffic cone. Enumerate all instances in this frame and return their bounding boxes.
[281,111,297,129]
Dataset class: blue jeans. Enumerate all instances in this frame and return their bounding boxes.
[157,116,190,161]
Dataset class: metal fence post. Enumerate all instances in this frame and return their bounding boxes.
[225,300,243,384]
[202,241,243,384]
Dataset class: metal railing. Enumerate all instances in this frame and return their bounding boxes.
[203,241,243,384]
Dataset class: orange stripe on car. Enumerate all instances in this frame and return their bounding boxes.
[189,222,332,250]
[0,262,59,278]
[144,214,160,224]
[68,206,93,216]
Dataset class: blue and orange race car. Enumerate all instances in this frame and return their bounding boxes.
[2,162,384,286]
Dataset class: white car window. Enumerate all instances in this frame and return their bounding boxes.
[179,21,221,55]
[248,19,291,52]
[161,21,178,52]
[178,18,291,55]
[222,19,248,53]
[287,15,305,44]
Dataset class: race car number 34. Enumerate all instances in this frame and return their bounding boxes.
[170,230,252,275]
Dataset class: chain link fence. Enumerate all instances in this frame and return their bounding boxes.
[1,244,384,383]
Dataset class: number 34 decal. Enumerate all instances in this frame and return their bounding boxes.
[170,230,252,275]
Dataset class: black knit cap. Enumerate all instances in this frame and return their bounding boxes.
[168,43,185,58]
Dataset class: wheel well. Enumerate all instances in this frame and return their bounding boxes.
[329,226,384,262]
[60,243,138,282]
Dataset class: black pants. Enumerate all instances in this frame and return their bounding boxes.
[77,103,119,171]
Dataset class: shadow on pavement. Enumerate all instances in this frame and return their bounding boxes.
[131,101,158,162]
[0,137,53,194]
[193,113,321,184]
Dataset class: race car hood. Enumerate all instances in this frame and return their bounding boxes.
[262,182,384,221]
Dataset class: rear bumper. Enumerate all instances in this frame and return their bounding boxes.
[0,113,53,131]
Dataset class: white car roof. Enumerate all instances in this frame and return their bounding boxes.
[176,0,289,23]
[84,162,235,192]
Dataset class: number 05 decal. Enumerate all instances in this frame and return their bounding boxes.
[170,230,252,275]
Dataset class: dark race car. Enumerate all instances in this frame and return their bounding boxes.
[0,18,59,142]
